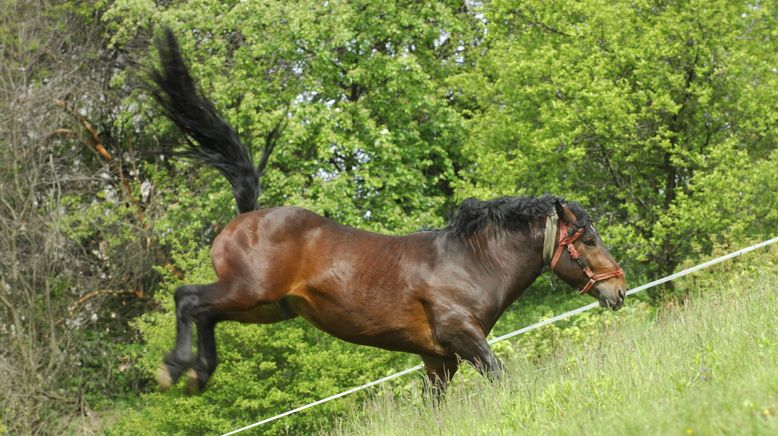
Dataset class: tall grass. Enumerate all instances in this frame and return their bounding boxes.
[335,253,778,435]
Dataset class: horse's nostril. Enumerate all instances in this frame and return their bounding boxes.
[618,288,625,299]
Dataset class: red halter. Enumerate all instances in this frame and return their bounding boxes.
[549,220,624,295]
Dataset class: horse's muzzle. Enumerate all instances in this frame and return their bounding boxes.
[598,288,625,311]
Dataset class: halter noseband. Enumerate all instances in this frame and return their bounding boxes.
[543,213,624,295]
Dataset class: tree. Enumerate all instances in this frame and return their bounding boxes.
[105,0,483,232]
[453,0,777,280]
[0,1,160,433]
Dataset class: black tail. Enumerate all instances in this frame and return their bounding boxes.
[149,28,259,214]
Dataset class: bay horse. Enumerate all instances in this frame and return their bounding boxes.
[150,29,626,396]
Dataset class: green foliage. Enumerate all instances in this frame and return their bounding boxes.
[105,0,482,233]
[453,0,777,278]
[661,148,778,260]
[0,1,160,433]
[6,0,773,433]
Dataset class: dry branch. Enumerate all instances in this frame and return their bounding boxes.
[54,99,112,162]
[66,288,146,315]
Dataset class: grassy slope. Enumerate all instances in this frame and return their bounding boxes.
[336,262,778,435]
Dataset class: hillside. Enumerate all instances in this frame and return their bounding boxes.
[2,2,776,433]
[336,260,778,435]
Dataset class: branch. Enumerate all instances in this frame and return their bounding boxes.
[53,100,141,205]
[256,105,290,180]
[66,288,146,315]
[515,8,571,38]
[0,290,37,374]
[54,99,112,162]
[47,128,97,152]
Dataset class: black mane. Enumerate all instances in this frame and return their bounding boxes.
[444,194,592,238]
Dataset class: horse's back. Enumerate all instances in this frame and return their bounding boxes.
[209,206,446,354]
[210,206,325,283]
[210,206,417,286]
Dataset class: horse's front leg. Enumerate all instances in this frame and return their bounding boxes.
[421,355,459,404]
[435,312,505,380]
[467,341,504,380]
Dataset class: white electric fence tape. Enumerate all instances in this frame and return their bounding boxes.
[221,236,778,436]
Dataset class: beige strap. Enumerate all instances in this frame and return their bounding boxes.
[543,213,558,265]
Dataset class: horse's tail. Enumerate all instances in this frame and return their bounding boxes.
[149,28,259,214]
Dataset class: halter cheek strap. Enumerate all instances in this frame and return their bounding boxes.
[542,213,558,263]
[543,213,624,295]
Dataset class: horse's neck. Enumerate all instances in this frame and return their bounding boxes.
[462,222,547,328]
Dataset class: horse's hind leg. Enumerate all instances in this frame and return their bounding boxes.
[157,283,215,390]
[183,299,298,394]
[184,313,218,394]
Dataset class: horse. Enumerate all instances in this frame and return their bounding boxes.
[150,29,626,396]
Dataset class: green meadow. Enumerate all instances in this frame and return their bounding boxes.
[336,253,778,435]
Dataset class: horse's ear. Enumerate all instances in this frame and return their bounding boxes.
[555,199,578,224]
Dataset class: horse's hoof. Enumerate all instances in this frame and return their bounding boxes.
[185,368,202,395]
[157,363,173,391]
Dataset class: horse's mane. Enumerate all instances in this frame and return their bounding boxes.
[444,194,592,238]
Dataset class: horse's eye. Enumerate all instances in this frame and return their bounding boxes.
[583,237,596,246]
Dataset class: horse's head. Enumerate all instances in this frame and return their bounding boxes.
[545,200,626,310]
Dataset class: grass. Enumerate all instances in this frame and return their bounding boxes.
[334,259,778,435]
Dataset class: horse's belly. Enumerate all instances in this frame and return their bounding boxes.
[286,293,442,355]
